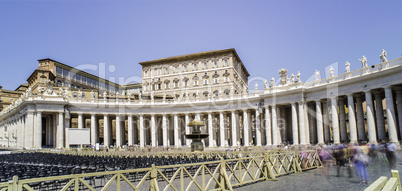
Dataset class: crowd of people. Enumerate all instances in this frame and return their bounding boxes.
[317,140,399,185]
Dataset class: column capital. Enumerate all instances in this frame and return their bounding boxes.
[363,89,372,93]
[384,86,393,91]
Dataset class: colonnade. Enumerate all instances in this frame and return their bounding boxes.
[1,87,402,148]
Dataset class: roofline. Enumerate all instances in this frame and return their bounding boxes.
[26,69,55,83]
[38,58,120,87]
[139,48,250,77]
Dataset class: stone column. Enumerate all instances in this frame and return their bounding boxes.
[139,114,145,147]
[151,114,156,147]
[174,114,180,147]
[365,90,377,143]
[322,100,330,142]
[231,111,237,147]
[298,102,306,145]
[208,112,215,147]
[339,98,347,142]
[255,109,261,146]
[331,97,340,144]
[385,87,398,143]
[347,94,358,143]
[265,106,272,145]
[162,114,168,147]
[56,112,64,148]
[78,113,83,129]
[185,113,190,147]
[316,101,324,144]
[373,91,386,140]
[116,115,122,147]
[103,114,110,147]
[304,102,310,144]
[271,105,278,145]
[356,95,366,141]
[396,90,402,139]
[219,112,225,147]
[243,110,249,146]
[127,115,133,145]
[90,114,97,146]
[20,116,25,148]
[291,103,299,145]
[34,111,42,148]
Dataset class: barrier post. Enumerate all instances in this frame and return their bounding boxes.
[391,170,402,191]
[149,164,159,191]
[12,176,18,191]
[263,155,277,180]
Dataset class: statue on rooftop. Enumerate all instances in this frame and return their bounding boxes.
[290,73,295,83]
[296,71,301,82]
[329,66,334,77]
[264,79,268,89]
[163,91,166,100]
[345,61,351,73]
[278,69,288,85]
[380,49,387,62]
[270,77,275,87]
[139,91,142,100]
[359,56,368,68]
[315,70,320,81]
[254,83,258,92]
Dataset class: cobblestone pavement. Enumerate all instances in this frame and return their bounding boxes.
[235,153,402,191]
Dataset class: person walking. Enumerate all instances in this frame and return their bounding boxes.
[385,141,397,169]
[353,144,370,184]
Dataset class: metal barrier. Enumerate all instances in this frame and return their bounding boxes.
[0,150,321,191]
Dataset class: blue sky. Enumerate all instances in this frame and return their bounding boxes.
[0,0,401,90]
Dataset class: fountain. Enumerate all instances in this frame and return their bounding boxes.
[185,120,209,152]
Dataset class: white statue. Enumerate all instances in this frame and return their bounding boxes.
[345,61,351,73]
[103,91,107,99]
[264,79,268,89]
[290,73,295,83]
[78,90,83,99]
[138,91,142,100]
[270,77,275,87]
[163,92,166,100]
[150,91,154,100]
[230,85,234,96]
[173,91,177,99]
[64,89,69,98]
[90,90,96,99]
[329,66,334,77]
[26,87,32,96]
[296,71,300,82]
[380,49,387,62]
[278,69,288,85]
[315,70,320,81]
[359,56,368,68]
[243,85,247,94]
[195,90,199,98]
[254,83,258,92]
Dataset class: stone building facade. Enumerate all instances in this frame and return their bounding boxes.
[0,49,402,149]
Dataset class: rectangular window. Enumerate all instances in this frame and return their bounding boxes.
[225,77,229,82]
[223,60,228,67]
[183,65,188,72]
[203,63,207,70]
[164,68,169,74]
[174,66,178,73]
[213,61,218,68]
[214,77,218,83]
[204,79,208,85]
[82,76,87,84]
[165,82,169,89]
[193,63,198,71]
[62,69,68,78]
[56,66,62,76]
[194,80,198,86]
[158,84,161,90]
[175,81,179,88]
[184,80,188,87]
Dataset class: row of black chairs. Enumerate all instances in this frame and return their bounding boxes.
[0,152,220,189]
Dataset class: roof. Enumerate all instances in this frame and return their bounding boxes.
[121,82,142,88]
[26,69,56,83]
[38,58,120,87]
[139,48,250,77]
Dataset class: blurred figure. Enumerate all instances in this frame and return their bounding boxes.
[353,144,370,184]
[385,141,397,169]
[318,147,332,176]
[333,144,352,178]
